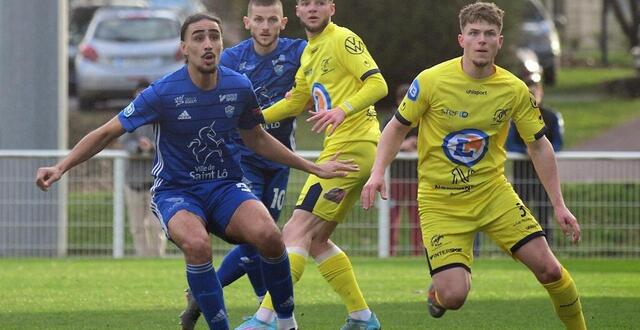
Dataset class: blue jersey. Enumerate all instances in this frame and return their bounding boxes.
[118,65,262,191]
[220,37,306,169]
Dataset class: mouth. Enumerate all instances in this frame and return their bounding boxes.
[202,52,215,65]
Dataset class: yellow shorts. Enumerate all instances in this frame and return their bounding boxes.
[420,182,544,275]
[295,141,376,222]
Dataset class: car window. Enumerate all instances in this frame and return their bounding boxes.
[94,17,179,42]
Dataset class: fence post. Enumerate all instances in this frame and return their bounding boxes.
[113,156,125,258]
[377,167,391,258]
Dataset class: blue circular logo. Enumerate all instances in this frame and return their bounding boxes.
[442,129,489,167]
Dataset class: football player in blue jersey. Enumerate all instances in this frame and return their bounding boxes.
[35,13,356,330]
[179,1,307,328]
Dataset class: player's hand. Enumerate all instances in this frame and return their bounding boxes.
[138,137,154,152]
[307,107,346,136]
[554,206,581,244]
[314,152,359,179]
[360,173,387,210]
[35,166,63,192]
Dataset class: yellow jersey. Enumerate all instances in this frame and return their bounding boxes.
[262,22,385,147]
[396,57,544,206]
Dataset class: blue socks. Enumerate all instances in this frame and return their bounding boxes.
[261,252,294,319]
[218,244,267,298]
[186,261,228,330]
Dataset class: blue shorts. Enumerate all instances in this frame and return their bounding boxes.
[151,180,258,241]
[241,160,290,222]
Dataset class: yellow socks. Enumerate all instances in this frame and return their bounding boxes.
[543,267,586,330]
[259,249,308,311]
[317,249,368,313]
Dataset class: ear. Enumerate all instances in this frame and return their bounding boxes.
[457,34,464,48]
[180,40,187,56]
[243,16,250,30]
[281,16,288,30]
[497,34,504,49]
[329,2,336,16]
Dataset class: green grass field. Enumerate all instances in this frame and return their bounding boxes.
[1,258,638,329]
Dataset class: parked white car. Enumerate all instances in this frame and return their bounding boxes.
[75,7,184,109]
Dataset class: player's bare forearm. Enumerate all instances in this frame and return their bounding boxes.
[527,137,566,208]
[240,126,357,178]
[36,116,125,191]
[372,117,413,176]
[361,118,413,209]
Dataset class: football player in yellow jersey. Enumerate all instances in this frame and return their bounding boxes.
[237,0,387,329]
[362,2,586,329]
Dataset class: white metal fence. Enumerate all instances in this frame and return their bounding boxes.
[1,150,639,258]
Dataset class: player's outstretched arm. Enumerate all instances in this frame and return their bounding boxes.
[239,125,358,179]
[361,117,413,210]
[526,136,581,243]
[36,117,126,191]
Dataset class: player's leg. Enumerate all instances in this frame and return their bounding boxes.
[242,209,316,327]
[225,199,296,330]
[485,185,585,329]
[245,167,291,300]
[514,238,586,329]
[153,191,229,330]
[217,166,267,298]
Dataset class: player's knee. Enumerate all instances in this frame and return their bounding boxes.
[438,286,468,310]
[253,226,285,258]
[536,262,563,284]
[180,235,212,263]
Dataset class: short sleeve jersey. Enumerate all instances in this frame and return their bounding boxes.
[220,37,306,168]
[295,22,381,146]
[117,65,261,191]
[396,57,544,203]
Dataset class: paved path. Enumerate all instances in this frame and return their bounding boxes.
[570,115,640,151]
[558,113,640,183]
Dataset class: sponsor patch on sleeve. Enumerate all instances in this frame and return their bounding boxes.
[408,79,420,101]
[123,102,135,117]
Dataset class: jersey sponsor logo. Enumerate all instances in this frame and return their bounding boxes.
[274,64,284,76]
[441,108,469,119]
[323,187,345,203]
[430,234,444,247]
[320,57,335,75]
[312,83,332,112]
[442,129,489,167]
[178,110,191,120]
[188,121,224,165]
[429,247,463,260]
[174,95,197,107]
[224,105,235,118]
[304,67,313,76]
[492,108,509,125]
[451,167,475,184]
[408,79,420,101]
[123,102,135,117]
[344,35,364,54]
[219,93,238,102]
[466,89,487,96]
